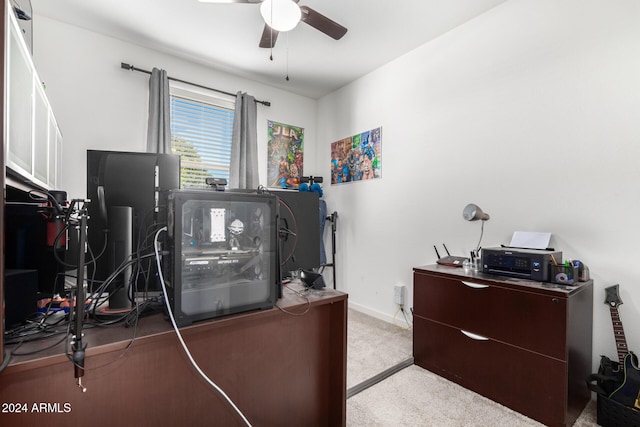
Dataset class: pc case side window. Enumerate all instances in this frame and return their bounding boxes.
[168,190,277,325]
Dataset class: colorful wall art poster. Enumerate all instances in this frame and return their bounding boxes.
[330,127,381,185]
[267,121,304,189]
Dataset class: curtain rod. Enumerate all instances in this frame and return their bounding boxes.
[120,62,271,107]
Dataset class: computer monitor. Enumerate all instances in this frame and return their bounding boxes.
[86,150,180,310]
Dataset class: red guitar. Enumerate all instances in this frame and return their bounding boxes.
[604,285,640,409]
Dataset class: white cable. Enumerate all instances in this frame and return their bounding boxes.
[153,227,252,427]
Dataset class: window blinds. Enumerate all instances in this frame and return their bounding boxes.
[170,92,234,188]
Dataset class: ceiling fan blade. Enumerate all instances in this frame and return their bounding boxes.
[299,6,347,40]
[259,24,279,48]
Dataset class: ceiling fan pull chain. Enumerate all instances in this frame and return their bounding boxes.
[269,1,274,60]
[285,32,290,81]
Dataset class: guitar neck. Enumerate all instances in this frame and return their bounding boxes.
[610,306,629,365]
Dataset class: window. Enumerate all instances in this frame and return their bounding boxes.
[170,85,235,188]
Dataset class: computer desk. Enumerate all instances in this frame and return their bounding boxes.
[0,282,347,426]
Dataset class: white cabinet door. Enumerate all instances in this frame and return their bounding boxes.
[52,117,63,189]
[5,2,62,190]
[33,76,49,184]
[6,9,33,176]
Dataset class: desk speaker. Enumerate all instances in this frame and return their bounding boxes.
[4,269,38,327]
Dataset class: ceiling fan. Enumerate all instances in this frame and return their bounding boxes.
[198,0,348,48]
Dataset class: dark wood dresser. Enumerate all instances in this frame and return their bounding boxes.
[413,264,593,427]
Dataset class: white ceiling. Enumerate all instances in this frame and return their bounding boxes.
[30,0,507,99]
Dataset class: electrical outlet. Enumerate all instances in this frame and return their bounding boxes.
[394,284,405,305]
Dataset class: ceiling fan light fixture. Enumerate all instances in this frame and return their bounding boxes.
[260,0,301,32]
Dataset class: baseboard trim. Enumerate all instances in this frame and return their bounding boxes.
[347,357,414,399]
[348,301,396,324]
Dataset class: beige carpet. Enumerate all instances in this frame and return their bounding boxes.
[346,308,599,426]
[347,308,413,389]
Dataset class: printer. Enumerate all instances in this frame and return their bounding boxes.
[481,247,562,282]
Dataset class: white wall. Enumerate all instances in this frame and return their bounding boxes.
[317,0,640,369]
[32,15,318,200]
[31,1,640,372]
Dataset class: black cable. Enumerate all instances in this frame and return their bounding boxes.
[278,198,298,268]
[87,251,159,325]
[122,205,168,303]
[10,327,70,356]
[89,256,139,319]
[400,307,413,327]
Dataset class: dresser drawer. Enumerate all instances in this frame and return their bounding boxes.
[414,271,567,360]
[414,317,566,427]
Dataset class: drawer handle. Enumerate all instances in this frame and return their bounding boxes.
[461,281,489,289]
[461,330,489,341]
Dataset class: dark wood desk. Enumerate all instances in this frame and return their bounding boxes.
[413,265,593,427]
[0,283,347,426]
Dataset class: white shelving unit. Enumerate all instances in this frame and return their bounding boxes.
[4,1,61,191]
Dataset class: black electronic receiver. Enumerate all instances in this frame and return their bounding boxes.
[434,244,467,267]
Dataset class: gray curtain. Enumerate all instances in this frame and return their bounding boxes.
[146,67,171,154]
[229,92,258,189]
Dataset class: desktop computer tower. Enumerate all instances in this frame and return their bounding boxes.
[273,190,321,278]
[165,189,279,326]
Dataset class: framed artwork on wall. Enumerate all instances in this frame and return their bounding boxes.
[331,127,381,185]
[267,121,304,189]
